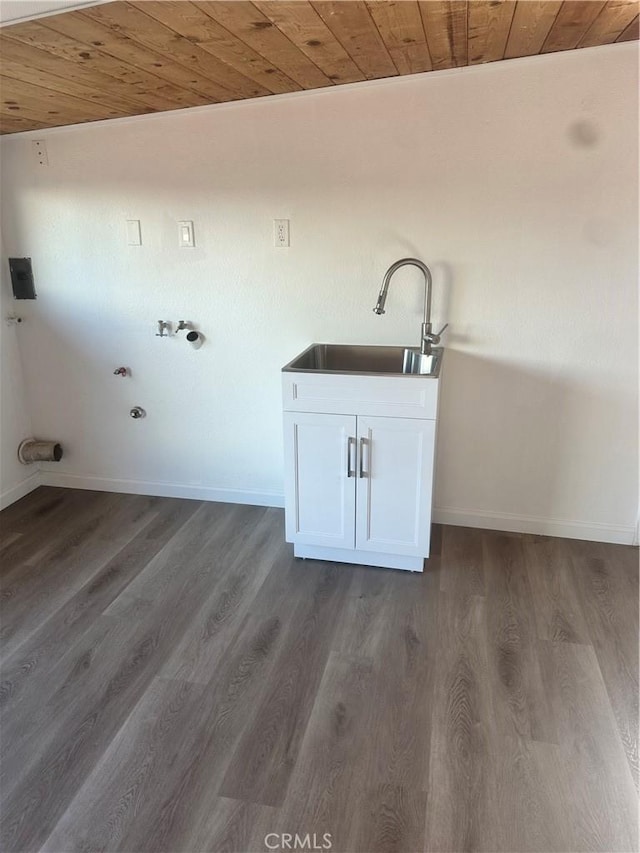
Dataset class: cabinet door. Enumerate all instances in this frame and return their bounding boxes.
[355,416,435,557]
[284,412,357,549]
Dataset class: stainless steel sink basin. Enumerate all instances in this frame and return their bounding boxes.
[282,344,443,377]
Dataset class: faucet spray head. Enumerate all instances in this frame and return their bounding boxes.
[373,294,387,315]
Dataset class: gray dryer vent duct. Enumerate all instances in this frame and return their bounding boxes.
[18,438,63,464]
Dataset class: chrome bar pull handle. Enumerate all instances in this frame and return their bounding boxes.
[359,437,369,478]
[347,436,356,478]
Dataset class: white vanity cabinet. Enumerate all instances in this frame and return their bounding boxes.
[282,365,441,572]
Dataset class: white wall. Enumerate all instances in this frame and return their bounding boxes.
[0,43,637,542]
[0,2,105,25]
[0,239,37,507]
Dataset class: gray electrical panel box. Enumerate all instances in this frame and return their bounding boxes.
[8,258,37,300]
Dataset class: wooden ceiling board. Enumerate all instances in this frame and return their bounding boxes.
[0,33,157,113]
[0,74,124,123]
[90,3,269,101]
[0,38,151,114]
[194,1,333,89]
[579,0,639,46]
[83,2,268,100]
[40,11,226,106]
[0,93,67,125]
[141,1,300,94]
[73,8,248,103]
[616,13,639,40]
[0,0,637,134]
[365,1,432,75]
[419,1,468,69]
[468,0,517,64]
[253,1,365,84]
[311,1,399,79]
[541,1,607,52]
[0,114,51,133]
[1,20,201,111]
[504,1,562,58]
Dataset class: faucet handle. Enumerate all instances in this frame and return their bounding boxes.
[422,323,449,350]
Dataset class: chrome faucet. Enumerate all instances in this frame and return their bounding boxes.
[373,258,448,355]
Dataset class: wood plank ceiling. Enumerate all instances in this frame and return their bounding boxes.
[0,1,637,135]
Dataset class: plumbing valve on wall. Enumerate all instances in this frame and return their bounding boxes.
[176,320,204,348]
[155,319,204,349]
[116,318,206,424]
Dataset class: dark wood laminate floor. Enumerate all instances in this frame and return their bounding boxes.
[1,487,637,853]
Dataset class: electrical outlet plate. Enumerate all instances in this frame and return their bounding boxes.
[178,220,195,247]
[274,219,290,248]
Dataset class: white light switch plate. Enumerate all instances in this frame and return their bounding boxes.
[126,219,142,246]
[178,220,195,247]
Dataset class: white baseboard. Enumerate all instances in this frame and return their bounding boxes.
[39,471,285,509]
[0,472,41,510]
[30,472,635,546]
[433,506,636,546]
